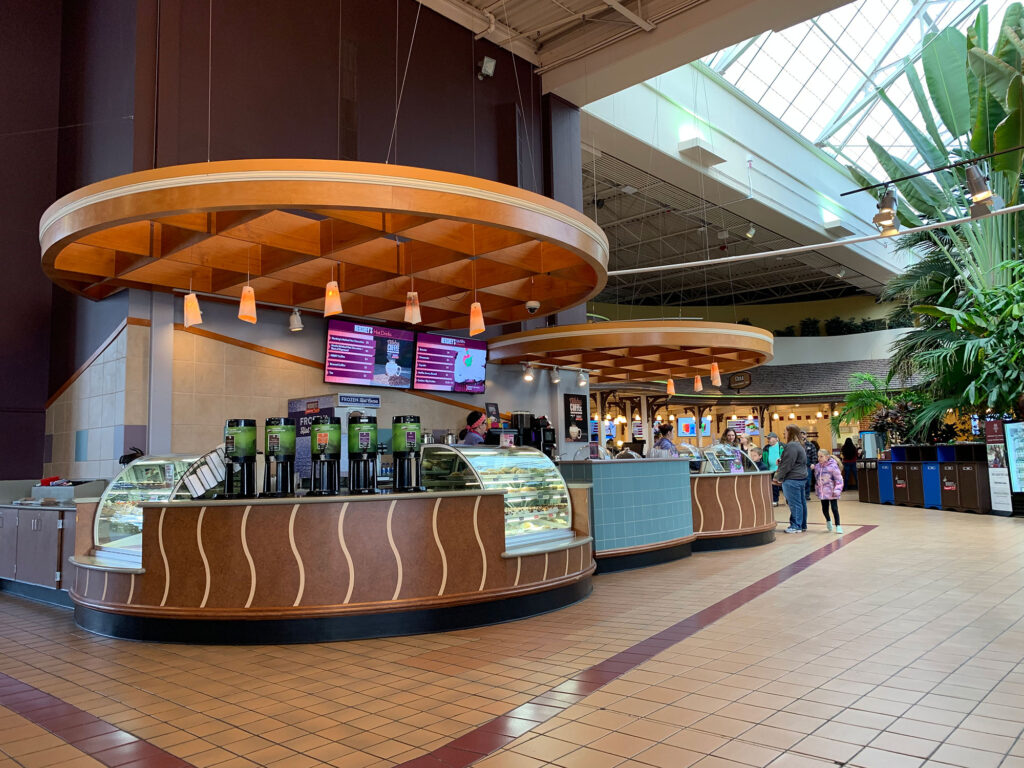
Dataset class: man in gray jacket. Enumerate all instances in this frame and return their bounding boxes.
[773,425,808,533]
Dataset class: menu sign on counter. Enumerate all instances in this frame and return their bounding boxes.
[413,333,487,393]
[324,320,414,388]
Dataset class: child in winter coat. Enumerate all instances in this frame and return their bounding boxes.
[813,449,845,533]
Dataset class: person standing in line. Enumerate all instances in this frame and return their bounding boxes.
[748,445,768,471]
[814,448,845,533]
[773,425,808,533]
[841,437,859,489]
[764,432,783,506]
[800,431,816,501]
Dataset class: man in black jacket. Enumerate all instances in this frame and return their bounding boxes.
[774,425,808,533]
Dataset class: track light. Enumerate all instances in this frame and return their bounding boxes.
[745,224,756,239]
[288,308,304,332]
[836,268,847,279]
[577,370,588,388]
[183,292,202,328]
[965,165,993,203]
[880,221,899,237]
[522,365,534,383]
[878,187,897,214]
[549,368,561,384]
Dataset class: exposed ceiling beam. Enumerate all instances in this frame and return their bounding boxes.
[415,0,541,64]
[600,0,657,31]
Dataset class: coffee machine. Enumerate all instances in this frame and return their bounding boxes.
[220,418,257,498]
[261,417,296,497]
[347,416,379,495]
[308,415,341,496]
[392,415,425,493]
[504,412,558,461]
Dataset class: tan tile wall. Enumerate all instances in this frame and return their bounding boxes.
[44,325,150,480]
[171,330,472,455]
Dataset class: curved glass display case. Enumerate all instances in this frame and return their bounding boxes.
[699,444,760,474]
[421,445,571,542]
[94,452,225,553]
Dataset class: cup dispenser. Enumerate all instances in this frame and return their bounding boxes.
[219,418,257,499]
[261,417,296,497]
[348,416,379,495]
[392,415,425,493]
[308,416,341,496]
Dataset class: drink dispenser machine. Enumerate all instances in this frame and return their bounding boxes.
[220,418,257,498]
[308,416,342,496]
[392,415,425,492]
[262,417,296,497]
[348,416,379,494]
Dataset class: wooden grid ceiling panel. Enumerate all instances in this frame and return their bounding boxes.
[488,321,773,382]
[40,160,609,331]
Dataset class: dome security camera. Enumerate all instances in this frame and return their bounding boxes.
[525,300,541,315]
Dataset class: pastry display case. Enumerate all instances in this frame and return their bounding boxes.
[700,444,759,474]
[421,445,571,543]
[94,453,225,553]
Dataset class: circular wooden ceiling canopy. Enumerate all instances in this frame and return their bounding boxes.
[488,321,774,381]
[39,160,609,330]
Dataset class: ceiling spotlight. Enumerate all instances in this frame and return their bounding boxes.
[745,224,756,239]
[478,56,496,80]
[577,370,589,388]
[549,368,561,384]
[965,165,993,204]
[836,268,847,279]
[522,364,534,383]
[878,186,897,214]
[289,308,304,332]
[880,221,900,237]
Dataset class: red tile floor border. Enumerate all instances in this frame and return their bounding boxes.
[0,671,195,768]
[396,525,879,768]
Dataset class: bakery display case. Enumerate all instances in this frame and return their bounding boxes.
[421,445,571,542]
[94,453,223,553]
[700,444,759,474]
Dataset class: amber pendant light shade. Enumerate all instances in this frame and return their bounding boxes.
[666,379,676,395]
[238,285,257,324]
[404,291,422,324]
[469,301,485,336]
[710,361,722,386]
[324,280,343,317]
[183,292,202,327]
[693,374,703,393]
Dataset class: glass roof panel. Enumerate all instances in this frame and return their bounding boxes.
[704,0,1017,177]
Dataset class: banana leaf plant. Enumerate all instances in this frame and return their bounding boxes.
[846,3,1024,432]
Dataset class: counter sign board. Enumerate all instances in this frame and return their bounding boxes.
[563,393,587,442]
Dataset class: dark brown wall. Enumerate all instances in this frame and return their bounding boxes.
[148,0,543,189]
[0,0,62,480]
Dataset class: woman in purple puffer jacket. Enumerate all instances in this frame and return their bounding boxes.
[813,449,845,533]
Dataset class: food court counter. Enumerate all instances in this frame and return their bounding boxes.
[690,470,776,548]
[68,447,594,643]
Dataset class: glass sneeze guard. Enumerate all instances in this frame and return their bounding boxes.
[421,445,571,544]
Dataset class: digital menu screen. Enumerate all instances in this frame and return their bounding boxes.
[413,333,487,394]
[324,319,415,388]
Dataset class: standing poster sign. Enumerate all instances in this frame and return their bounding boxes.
[985,420,1013,514]
[563,393,587,442]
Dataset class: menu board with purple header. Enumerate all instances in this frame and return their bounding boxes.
[414,333,487,393]
[324,319,415,388]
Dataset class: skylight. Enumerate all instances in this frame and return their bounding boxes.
[704,0,1013,177]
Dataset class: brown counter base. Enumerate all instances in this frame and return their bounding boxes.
[594,540,693,574]
[72,576,593,643]
[693,529,777,551]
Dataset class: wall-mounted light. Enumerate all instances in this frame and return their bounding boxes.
[522,364,534,383]
[289,308,304,332]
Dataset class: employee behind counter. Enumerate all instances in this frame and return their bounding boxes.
[460,410,489,445]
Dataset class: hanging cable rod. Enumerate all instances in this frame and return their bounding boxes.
[841,143,1024,196]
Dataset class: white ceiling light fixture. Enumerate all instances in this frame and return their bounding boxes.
[522,364,534,383]
[549,368,561,384]
[577,370,589,388]
[745,224,756,239]
[289,308,304,332]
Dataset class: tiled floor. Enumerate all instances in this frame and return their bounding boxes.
[2,496,1024,768]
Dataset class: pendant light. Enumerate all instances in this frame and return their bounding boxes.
[289,308,304,332]
[183,276,202,328]
[666,379,676,396]
[693,375,703,393]
[468,254,485,336]
[238,249,257,324]
[404,291,421,325]
[710,361,722,387]
[324,263,343,317]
